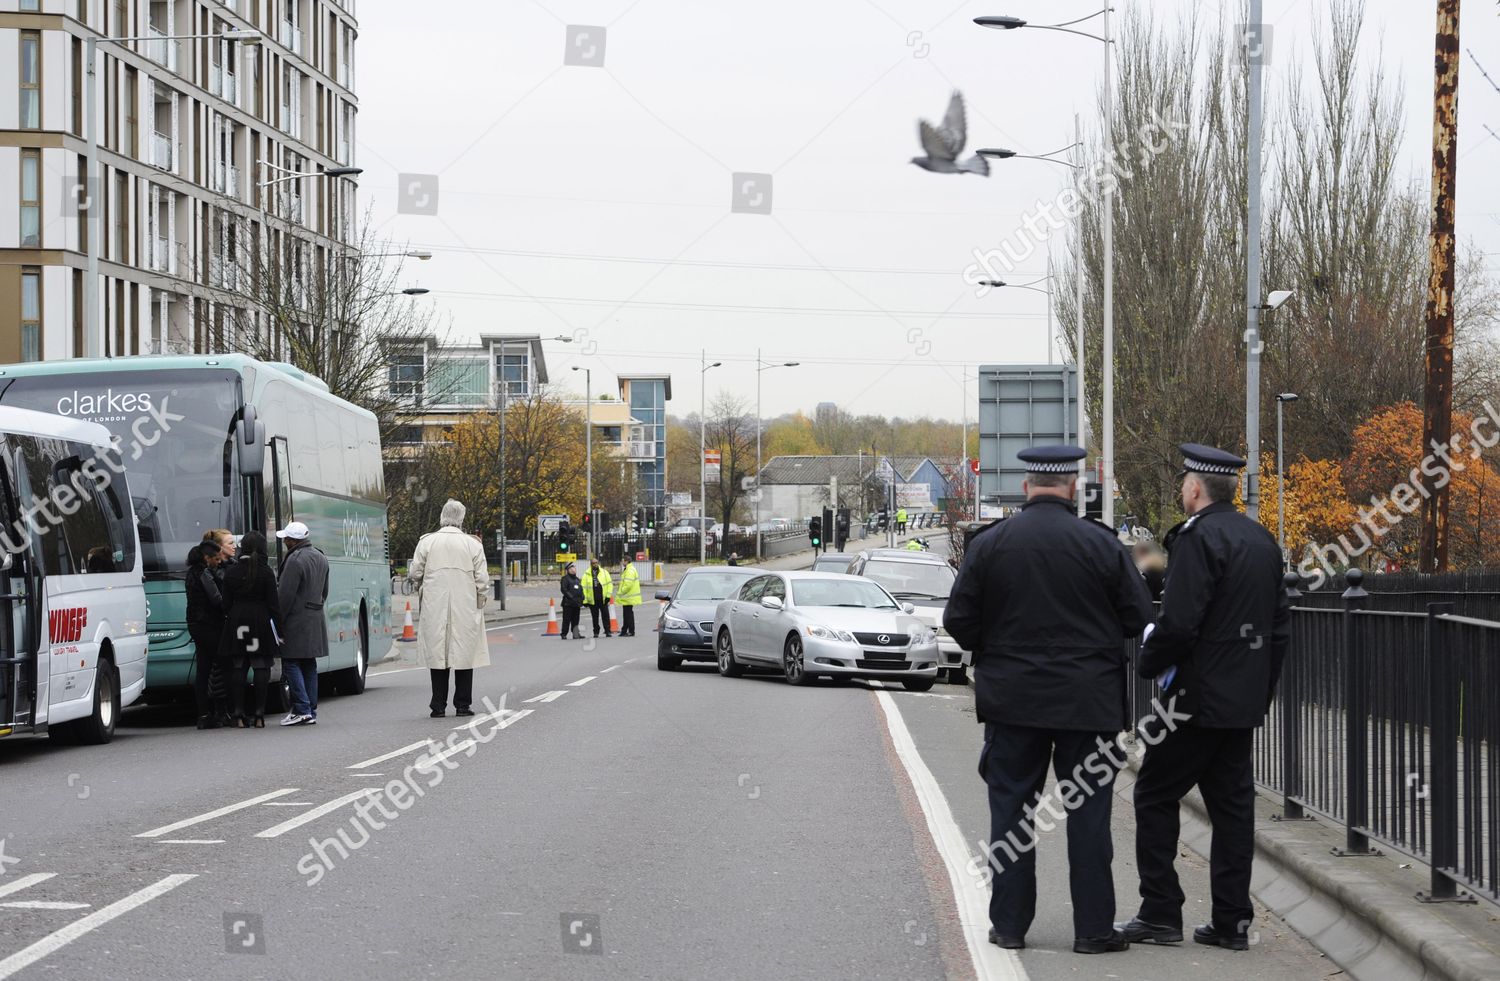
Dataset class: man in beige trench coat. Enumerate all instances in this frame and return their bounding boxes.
[408,499,490,718]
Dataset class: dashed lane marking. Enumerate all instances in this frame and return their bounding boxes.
[0,902,89,911]
[452,707,518,731]
[347,739,437,770]
[601,665,620,673]
[154,840,225,845]
[254,790,379,839]
[523,690,568,703]
[0,874,55,900]
[136,789,299,838]
[419,740,477,769]
[0,874,197,981]
[567,676,596,687]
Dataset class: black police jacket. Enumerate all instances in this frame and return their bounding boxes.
[944,497,1153,731]
[1138,501,1291,728]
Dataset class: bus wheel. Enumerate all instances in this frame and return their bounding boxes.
[333,609,369,696]
[54,657,119,745]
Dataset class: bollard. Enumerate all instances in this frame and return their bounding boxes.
[653,561,664,583]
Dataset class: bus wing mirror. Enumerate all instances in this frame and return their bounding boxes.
[236,405,266,477]
[0,550,12,573]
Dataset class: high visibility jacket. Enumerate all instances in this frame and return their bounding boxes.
[616,564,641,606]
[582,567,613,606]
[906,539,924,550]
[896,509,908,523]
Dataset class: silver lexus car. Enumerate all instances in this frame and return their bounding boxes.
[711,571,940,690]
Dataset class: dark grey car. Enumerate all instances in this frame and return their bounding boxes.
[656,566,761,670]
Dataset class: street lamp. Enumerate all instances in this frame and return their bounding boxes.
[572,366,593,556]
[1250,289,1295,518]
[379,287,430,297]
[81,28,262,358]
[1275,392,1299,567]
[977,9,1114,526]
[700,352,723,564]
[755,351,800,559]
[257,163,363,188]
[340,249,432,263]
[977,121,1089,516]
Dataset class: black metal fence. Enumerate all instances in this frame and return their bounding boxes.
[1251,570,1500,905]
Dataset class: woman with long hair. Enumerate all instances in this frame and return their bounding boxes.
[220,531,282,728]
[187,529,234,728]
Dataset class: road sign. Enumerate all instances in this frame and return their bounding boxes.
[704,449,721,481]
[969,457,979,475]
[740,474,757,491]
[504,539,529,551]
[539,513,568,533]
[978,364,1080,507]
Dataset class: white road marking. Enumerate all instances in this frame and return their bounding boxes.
[600,665,620,673]
[136,789,299,838]
[567,676,596,687]
[487,618,548,632]
[368,665,425,676]
[255,790,379,839]
[261,802,314,807]
[523,690,568,703]
[0,874,54,899]
[452,707,516,731]
[0,874,196,981]
[874,691,1025,981]
[347,739,437,770]
[348,772,385,777]
[419,739,478,769]
[489,708,532,730]
[154,839,225,845]
[0,901,89,911]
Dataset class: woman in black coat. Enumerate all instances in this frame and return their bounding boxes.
[186,541,228,728]
[220,531,283,728]
[559,562,585,640]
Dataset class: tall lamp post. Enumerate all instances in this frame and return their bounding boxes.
[700,352,723,564]
[83,27,261,357]
[755,351,799,560]
[978,11,1112,525]
[572,366,593,556]
[979,116,1087,516]
[1275,392,1298,568]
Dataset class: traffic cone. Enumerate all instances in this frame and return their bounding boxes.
[398,601,416,642]
[609,600,620,633]
[544,598,560,636]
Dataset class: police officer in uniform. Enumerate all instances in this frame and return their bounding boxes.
[1117,443,1290,951]
[945,445,1152,954]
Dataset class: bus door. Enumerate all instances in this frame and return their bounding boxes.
[0,443,43,734]
[261,437,292,563]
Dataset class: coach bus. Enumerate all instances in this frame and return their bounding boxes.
[0,405,148,744]
[0,355,395,703]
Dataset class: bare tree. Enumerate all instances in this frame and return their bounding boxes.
[704,392,757,532]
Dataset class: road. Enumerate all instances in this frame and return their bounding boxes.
[0,566,1336,980]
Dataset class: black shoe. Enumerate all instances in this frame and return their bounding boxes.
[430,709,445,718]
[455,708,475,717]
[1116,917,1183,945]
[987,929,1024,949]
[196,715,221,730]
[1192,924,1249,951]
[1073,930,1130,954]
[572,632,585,639]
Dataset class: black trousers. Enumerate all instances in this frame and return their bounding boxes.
[429,668,474,712]
[560,605,581,638]
[588,604,612,636]
[1133,726,1255,933]
[980,723,1122,939]
[621,605,635,635]
[228,658,269,719]
[192,645,223,718]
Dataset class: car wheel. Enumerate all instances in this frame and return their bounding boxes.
[782,634,812,687]
[902,677,936,693]
[716,629,744,678]
[945,665,969,686]
[53,657,119,745]
[657,655,681,671]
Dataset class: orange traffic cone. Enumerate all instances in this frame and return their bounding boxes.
[544,597,560,636]
[398,601,416,642]
[608,600,620,634]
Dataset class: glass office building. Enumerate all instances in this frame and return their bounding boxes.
[619,375,671,520]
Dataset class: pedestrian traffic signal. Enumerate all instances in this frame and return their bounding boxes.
[808,516,822,548]
[558,519,573,552]
[582,512,593,534]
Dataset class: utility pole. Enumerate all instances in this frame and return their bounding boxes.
[1419,0,1461,573]
[496,369,507,610]
[1243,0,1267,520]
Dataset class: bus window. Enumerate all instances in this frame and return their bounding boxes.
[12,437,67,577]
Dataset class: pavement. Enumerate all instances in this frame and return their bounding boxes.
[0,536,1486,979]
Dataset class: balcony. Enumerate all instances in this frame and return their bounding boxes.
[152,132,174,170]
[279,23,302,54]
[152,236,170,273]
[625,440,658,462]
[146,27,177,71]
[210,66,238,104]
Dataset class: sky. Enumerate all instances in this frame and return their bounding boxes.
[353,0,1500,424]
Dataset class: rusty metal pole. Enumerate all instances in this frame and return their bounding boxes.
[1419,0,1460,574]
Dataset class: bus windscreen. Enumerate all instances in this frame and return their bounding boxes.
[0,370,243,575]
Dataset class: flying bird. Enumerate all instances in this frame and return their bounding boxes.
[911,91,989,176]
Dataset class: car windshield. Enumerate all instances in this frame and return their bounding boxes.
[791,578,899,609]
[812,556,853,571]
[860,559,955,600]
[676,570,757,601]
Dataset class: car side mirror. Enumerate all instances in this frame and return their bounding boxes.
[901,602,916,614]
[761,595,784,611]
[654,591,671,601]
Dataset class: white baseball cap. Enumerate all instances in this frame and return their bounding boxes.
[275,521,310,541]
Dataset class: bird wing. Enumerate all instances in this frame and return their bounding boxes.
[918,119,954,161]
[940,90,968,155]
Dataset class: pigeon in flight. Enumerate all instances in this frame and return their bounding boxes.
[911,91,989,176]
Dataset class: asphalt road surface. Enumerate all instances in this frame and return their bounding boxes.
[0,594,1335,980]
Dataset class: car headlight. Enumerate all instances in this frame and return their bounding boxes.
[662,614,690,630]
[909,626,937,645]
[805,624,855,642]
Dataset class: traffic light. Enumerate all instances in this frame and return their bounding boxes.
[835,507,850,551]
[558,519,573,552]
[808,515,823,551]
[630,509,642,535]
[582,512,593,534]
[646,510,656,531]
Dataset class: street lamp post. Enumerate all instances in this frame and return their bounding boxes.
[83,28,261,357]
[977,12,1111,524]
[700,352,722,565]
[755,351,799,560]
[1276,392,1299,567]
[572,366,593,556]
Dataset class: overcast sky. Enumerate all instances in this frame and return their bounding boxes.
[355,0,1500,423]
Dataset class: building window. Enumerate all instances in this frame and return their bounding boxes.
[496,350,529,398]
[20,31,41,129]
[20,150,41,247]
[388,351,425,401]
[21,0,40,10]
[21,270,42,362]
[428,357,488,406]
[391,424,425,446]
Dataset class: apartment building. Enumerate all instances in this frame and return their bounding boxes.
[385,334,552,452]
[0,0,359,362]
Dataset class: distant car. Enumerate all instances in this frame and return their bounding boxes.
[669,517,714,536]
[846,549,969,684]
[712,572,940,690]
[810,553,855,574]
[656,566,762,670]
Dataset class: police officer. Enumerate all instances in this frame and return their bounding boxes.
[1117,444,1290,951]
[945,445,1152,954]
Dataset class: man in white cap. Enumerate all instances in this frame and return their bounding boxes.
[275,520,329,725]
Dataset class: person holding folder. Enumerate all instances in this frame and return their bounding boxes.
[945,445,1152,955]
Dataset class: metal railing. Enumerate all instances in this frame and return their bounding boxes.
[1252,569,1499,905]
